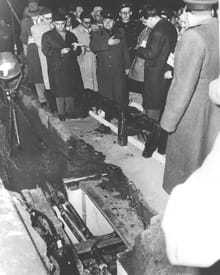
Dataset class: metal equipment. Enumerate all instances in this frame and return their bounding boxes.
[0,52,22,155]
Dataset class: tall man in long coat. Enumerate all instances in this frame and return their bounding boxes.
[90,10,130,113]
[72,11,98,92]
[20,0,47,107]
[160,0,219,194]
[136,6,177,121]
[42,13,83,121]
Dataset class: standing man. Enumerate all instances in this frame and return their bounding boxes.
[72,11,98,92]
[31,8,57,112]
[136,6,177,121]
[0,18,13,52]
[115,2,140,61]
[69,1,84,29]
[42,13,84,121]
[160,0,219,194]
[90,10,130,128]
[20,0,47,107]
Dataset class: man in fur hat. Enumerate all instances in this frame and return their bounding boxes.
[160,0,219,194]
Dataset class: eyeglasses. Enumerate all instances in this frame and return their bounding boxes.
[44,16,52,21]
[120,11,130,15]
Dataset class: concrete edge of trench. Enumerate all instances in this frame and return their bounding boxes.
[15,87,199,275]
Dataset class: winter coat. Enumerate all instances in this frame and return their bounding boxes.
[0,24,13,52]
[31,22,52,89]
[20,15,43,84]
[90,27,130,106]
[160,18,220,194]
[128,27,151,82]
[136,19,177,111]
[114,20,142,60]
[72,24,98,91]
[42,28,83,97]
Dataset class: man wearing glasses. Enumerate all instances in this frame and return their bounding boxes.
[72,11,98,92]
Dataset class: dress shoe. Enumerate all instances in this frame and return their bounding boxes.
[142,125,161,158]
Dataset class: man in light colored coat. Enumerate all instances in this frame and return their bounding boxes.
[72,11,98,91]
[160,0,219,194]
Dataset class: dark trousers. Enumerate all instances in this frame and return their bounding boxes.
[56,97,75,116]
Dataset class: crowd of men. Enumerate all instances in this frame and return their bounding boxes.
[0,0,219,196]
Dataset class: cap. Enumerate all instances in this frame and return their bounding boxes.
[39,7,52,16]
[52,12,66,22]
[183,0,218,10]
[119,1,133,11]
[0,52,21,80]
[28,0,39,3]
[102,10,115,19]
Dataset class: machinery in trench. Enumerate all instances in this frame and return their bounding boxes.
[19,181,126,275]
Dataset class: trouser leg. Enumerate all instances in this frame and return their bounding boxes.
[56,97,65,116]
[35,83,46,104]
[45,89,57,113]
[64,97,75,116]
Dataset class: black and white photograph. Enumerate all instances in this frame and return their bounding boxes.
[0,0,219,274]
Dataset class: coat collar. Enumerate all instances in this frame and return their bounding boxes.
[52,28,66,45]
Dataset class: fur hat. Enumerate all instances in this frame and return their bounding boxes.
[52,12,66,22]
[102,10,115,19]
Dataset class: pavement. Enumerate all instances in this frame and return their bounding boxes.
[0,88,201,275]
[19,89,168,215]
[0,180,48,275]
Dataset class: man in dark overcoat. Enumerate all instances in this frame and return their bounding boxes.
[42,13,84,121]
[115,2,142,61]
[90,10,130,114]
[160,0,219,194]
[136,6,177,121]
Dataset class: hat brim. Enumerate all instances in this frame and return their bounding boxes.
[184,0,218,10]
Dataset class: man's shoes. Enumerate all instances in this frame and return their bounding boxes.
[95,124,111,134]
[142,125,161,158]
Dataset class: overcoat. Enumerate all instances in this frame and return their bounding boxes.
[31,22,52,89]
[20,16,43,84]
[128,27,151,82]
[160,18,220,194]
[42,28,83,98]
[114,20,141,60]
[90,28,130,106]
[136,19,177,111]
[0,24,13,52]
[72,24,98,91]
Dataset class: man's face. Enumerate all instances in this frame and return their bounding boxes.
[54,20,65,32]
[74,6,84,18]
[93,6,103,22]
[82,17,91,29]
[103,18,114,30]
[141,16,154,28]
[119,7,132,22]
[43,13,52,24]
[28,2,39,12]
[178,7,189,29]
[93,6,103,16]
